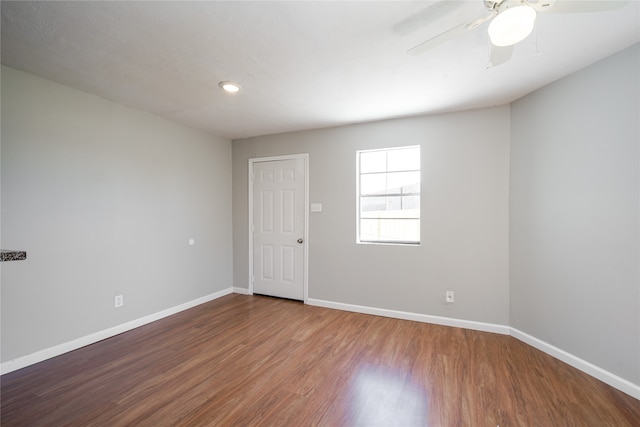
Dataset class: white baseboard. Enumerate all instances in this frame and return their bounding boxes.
[510,328,640,400]
[233,287,251,295]
[306,297,639,400]
[0,287,234,375]
[306,298,511,335]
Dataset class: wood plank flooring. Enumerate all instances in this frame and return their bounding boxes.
[1,294,638,426]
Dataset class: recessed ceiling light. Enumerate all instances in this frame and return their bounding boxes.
[219,81,241,93]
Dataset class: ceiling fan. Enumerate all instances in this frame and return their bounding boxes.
[407,0,630,67]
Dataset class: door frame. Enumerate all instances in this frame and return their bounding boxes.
[248,153,309,303]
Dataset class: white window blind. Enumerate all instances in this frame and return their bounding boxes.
[357,146,420,245]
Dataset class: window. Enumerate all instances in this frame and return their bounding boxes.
[357,146,420,245]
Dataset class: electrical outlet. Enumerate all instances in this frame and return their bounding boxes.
[114,294,124,308]
[445,290,454,304]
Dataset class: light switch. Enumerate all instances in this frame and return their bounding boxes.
[310,203,323,213]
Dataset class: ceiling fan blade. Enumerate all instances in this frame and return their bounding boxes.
[407,13,495,56]
[488,44,514,67]
[527,0,630,14]
[393,1,465,36]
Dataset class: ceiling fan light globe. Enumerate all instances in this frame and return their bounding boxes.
[488,5,536,47]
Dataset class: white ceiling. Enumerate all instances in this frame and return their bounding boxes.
[2,1,639,140]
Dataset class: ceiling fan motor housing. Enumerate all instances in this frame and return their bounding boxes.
[486,0,557,13]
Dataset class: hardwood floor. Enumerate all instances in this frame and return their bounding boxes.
[1,294,638,426]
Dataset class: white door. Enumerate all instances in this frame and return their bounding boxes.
[251,157,306,301]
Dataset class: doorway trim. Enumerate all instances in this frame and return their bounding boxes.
[248,153,309,303]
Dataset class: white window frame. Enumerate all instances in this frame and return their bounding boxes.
[356,145,421,246]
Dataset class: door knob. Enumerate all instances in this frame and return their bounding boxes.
[297,238,304,244]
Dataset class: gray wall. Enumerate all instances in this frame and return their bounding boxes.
[1,66,233,363]
[233,107,511,325]
[510,44,640,383]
